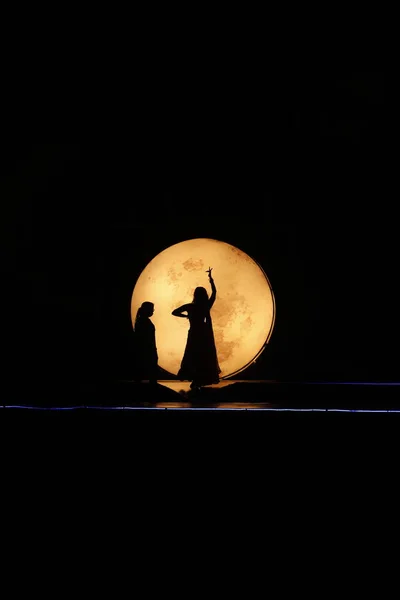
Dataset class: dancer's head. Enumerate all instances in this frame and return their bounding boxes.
[193,286,208,305]
[136,301,154,319]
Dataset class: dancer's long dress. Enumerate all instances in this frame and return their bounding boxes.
[178,302,221,386]
[134,317,158,381]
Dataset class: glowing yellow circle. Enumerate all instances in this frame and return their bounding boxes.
[131,238,275,378]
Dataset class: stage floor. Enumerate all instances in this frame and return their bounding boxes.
[3,380,400,467]
[3,379,399,412]
[146,379,400,411]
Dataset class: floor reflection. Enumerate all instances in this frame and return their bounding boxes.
[152,401,275,410]
[153,380,277,409]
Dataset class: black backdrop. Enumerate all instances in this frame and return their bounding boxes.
[1,68,396,392]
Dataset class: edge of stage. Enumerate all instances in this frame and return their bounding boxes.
[3,380,400,461]
[2,379,400,412]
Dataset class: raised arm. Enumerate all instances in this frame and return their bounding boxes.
[206,267,217,309]
[172,303,192,318]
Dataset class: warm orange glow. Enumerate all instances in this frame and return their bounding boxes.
[131,238,275,378]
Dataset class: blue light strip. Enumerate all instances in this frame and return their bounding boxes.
[1,405,400,413]
[298,381,400,386]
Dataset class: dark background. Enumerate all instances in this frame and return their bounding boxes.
[1,67,395,395]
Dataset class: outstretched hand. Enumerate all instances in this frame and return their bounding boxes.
[206,267,213,280]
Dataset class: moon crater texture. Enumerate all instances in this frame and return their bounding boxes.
[131,238,275,378]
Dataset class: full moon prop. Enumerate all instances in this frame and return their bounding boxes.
[131,238,275,379]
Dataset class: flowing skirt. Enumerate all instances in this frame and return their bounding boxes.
[177,322,221,386]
